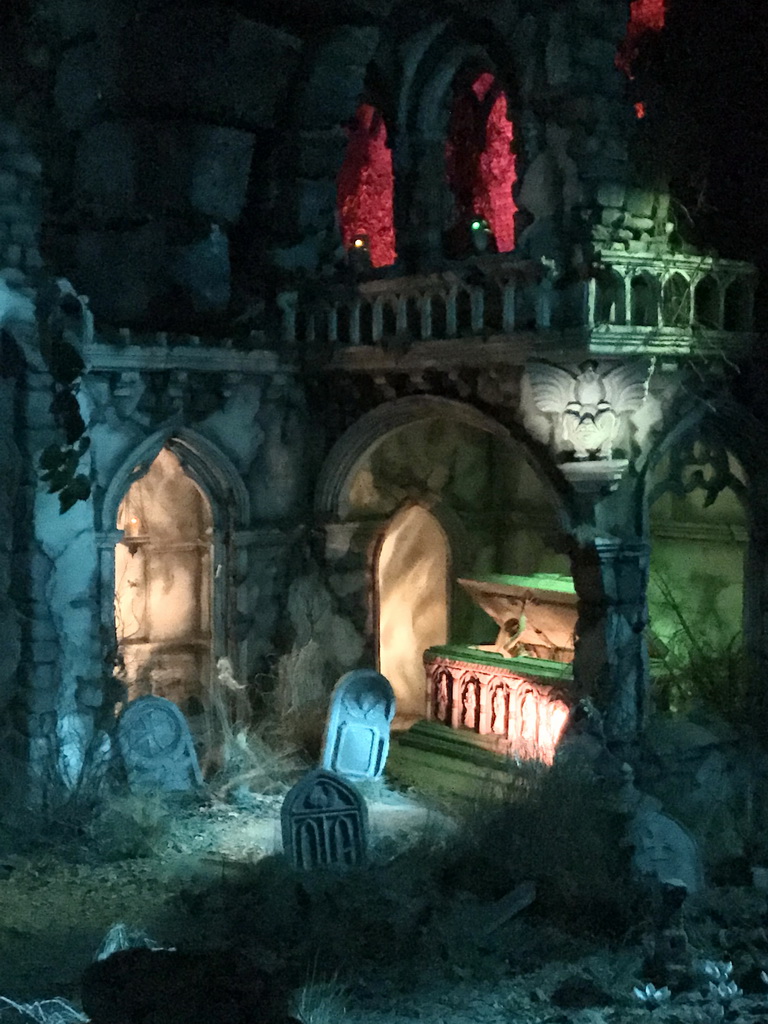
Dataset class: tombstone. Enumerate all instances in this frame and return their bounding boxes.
[629,807,704,894]
[281,767,368,870]
[321,669,395,780]
[117,695,203,792]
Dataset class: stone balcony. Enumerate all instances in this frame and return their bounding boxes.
[279,251,758,367]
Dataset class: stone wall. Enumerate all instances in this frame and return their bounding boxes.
[0,116,44,798]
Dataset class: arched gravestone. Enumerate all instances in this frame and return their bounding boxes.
[117,695,203,792]
[321,669,395,780]
[281,768,368,870]
[629,807,704,894]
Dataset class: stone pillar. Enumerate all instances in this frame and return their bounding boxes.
[571,537,651,750]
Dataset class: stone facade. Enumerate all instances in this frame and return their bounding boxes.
[0,0,762,799]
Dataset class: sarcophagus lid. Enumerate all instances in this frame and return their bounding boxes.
[458,574,577,660]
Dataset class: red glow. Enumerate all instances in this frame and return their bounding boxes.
[446,74,517,253]
[634,101,647,119]
[617,0,666,77]
[337,104,396,268]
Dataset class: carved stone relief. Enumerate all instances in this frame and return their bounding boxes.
[524,358,654,460]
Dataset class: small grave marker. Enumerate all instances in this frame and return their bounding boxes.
[281,767,367,870]
[321,669,395,780]
[629,807,703,894]
[117,695,203,792]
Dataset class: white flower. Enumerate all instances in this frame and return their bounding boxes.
[633,983,672,1009]
[708,979,742,1004]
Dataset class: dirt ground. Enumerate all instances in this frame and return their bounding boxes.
[1,789,768,1024]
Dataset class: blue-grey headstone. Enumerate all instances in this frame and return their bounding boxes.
[629,807,704,894]
[321,669,395,781]
[117,695,203,792]
[281,767,367,870]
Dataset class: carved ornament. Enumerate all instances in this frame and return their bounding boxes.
[526,358,654,460]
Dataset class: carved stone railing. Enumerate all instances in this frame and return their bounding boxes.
[278,259,555,349]
[279,252,758,357]
[575,252,758,354]
[424,645,572,765]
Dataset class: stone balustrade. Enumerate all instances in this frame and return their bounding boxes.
[278,258,555,348]
[279,252,758,356]
[580,252,758,354]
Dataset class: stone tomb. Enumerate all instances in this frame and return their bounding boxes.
[281,767,368,870]
[117,695,203,792]
[321,669,396,780]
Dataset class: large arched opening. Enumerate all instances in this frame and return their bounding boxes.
[317,398,570,725]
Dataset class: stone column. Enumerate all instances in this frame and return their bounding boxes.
[571,537,651,750]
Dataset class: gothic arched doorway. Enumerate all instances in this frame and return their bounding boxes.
[376,505,450,725]
[114,447,213,719]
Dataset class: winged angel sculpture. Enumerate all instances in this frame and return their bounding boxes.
[526,359,654,459]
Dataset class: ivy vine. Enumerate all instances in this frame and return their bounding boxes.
[38,288,92,512]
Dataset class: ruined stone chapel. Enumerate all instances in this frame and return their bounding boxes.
[0,0,763,795]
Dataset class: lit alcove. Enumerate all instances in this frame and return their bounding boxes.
[445,71,517,255]
[115,447,213,717]
[376,505,450,726]
[336,103,397,268]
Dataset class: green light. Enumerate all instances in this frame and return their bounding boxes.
[471,220,482,230]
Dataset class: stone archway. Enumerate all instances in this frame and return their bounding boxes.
[315,397,570,719]
[376,504,450,724]
[115,446,213,716]
[101,428,251,724]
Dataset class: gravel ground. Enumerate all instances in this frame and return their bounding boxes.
[0,792,767,1024]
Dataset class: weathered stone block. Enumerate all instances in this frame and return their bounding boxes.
[0,170,19,197]
[4,244,21,267]
[75,122,135,209]
[23,247,44,271]
[54,41,117,131]
[626,187,656,218]
[31,640,59,663]
[6,152,42,178]
[292,179,338,232]
[74,224,164,322]
[0,122,23,150]
[169,225,230,313]
[295,27,380,130]
[188,127,254,223]
[625,216,655,233]
[601,206,622,227]
[596,181,626,209]
[576,37,619,70]
[10,222,37,246]
[123,8,300,129]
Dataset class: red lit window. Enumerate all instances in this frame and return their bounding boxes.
[617,0,666,77]
[446,72,517,254]
[337,104,396,268]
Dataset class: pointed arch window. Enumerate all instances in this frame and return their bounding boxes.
[337,103,397,268]
[445,72,517,255]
